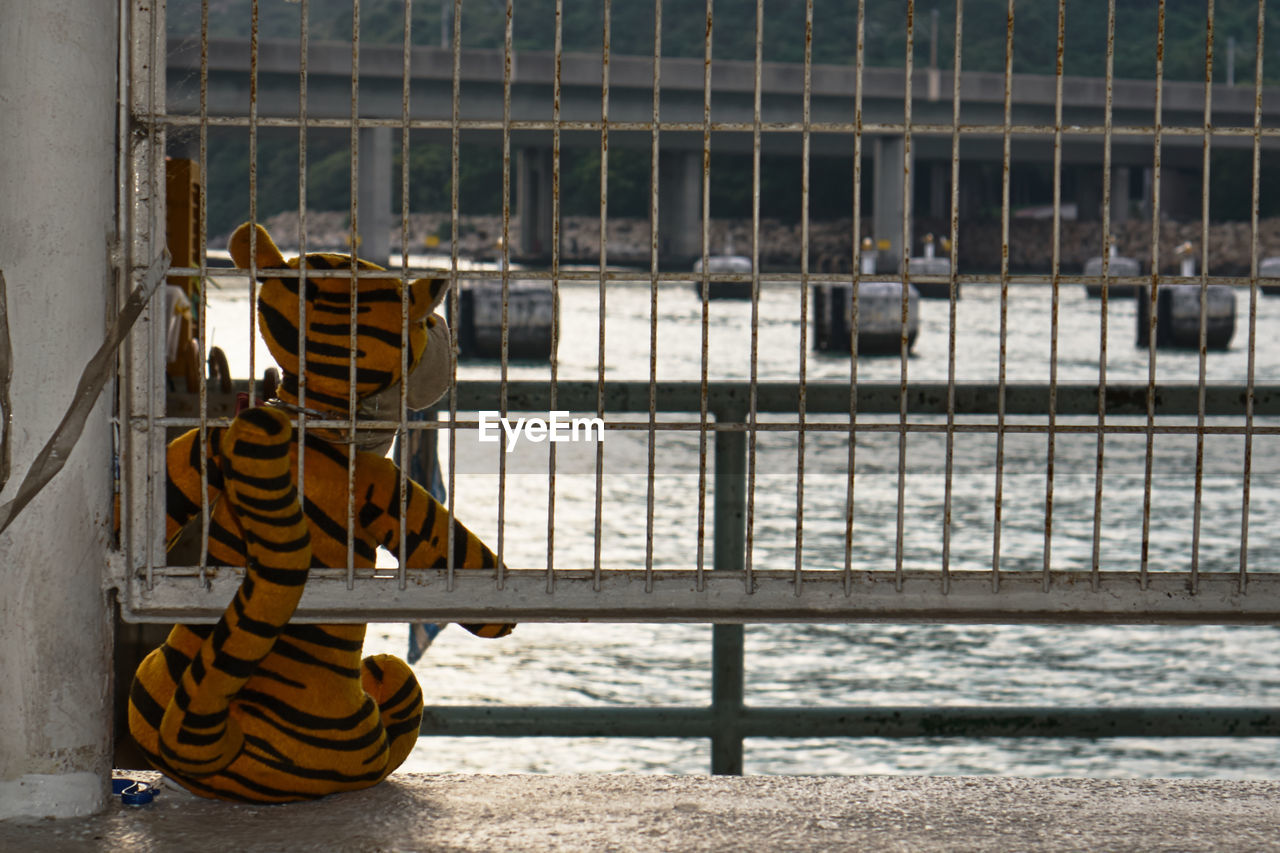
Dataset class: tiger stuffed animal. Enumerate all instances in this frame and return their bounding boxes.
[128,223,512,802]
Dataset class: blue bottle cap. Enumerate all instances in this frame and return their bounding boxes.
[119,781,155,805]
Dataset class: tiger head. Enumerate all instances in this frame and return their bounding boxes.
[228,223,452,417]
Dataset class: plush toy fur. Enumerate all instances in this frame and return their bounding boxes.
[128,224,511,802]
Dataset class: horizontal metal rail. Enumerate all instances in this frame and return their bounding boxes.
[122,571,1280,625]
[420,705,1280,739]
[160,114,1280,140]
[177,264,1280,289]
[452,380,1279,419]
[163,380,1280,420]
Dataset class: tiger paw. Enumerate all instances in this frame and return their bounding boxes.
[361,654,424,775]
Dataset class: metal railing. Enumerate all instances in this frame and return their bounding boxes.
[116,0,1280,773]
[132,378,1280,622]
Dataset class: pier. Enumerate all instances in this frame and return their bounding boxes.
[5,773,1280,851]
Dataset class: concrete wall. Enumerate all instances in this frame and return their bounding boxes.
[0,0,118,819]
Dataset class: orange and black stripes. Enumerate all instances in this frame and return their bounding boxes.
[244,235,433,409]
[136,412,506,801]
[130,223,509,803]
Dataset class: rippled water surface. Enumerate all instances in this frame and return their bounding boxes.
[205,272,1280,778]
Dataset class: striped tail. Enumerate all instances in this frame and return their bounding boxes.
[155,406,311,775]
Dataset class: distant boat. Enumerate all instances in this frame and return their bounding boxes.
[1260,256,1280,296]
[813,281,921,355]
[1084,244,1141,298]
[691,254,754,300]
[908,235,958,299]
[453,279,558,361]
[907,255,956,299]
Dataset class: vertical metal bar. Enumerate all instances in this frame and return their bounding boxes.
[942,0,963,595]
[710,623,745,775]
[248,0,260,408]
[1240,0,1266,590]
[744,0,764,593]
[196,0,211,585]
[712,403,747,775]
[118,0,134,586]
[695,0,713,593]
[844,0,866,596]
[794,0,813,595]
[1042,0,1067,590]
[445,0,462,591]
[894,1,915,592]
[296,0,310,573]
[1140,0,1168,589]
[645,0,662,592]
[345,0,361,588]
[396,0,413,590]
[138,0,166,591]
[592,0,611,590]
[992,0,1015,592]
[1092,0,1118,589]
[547,0,564,592]
[496,0,513,587]
[1190,0,1216,592]
[681,14,760,750]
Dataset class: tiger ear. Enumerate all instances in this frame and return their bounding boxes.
[228,223,287,270]
[408,277,449,320]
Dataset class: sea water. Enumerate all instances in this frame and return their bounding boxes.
[202,271,1280,778]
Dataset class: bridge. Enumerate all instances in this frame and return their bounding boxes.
[166,36,1280,266]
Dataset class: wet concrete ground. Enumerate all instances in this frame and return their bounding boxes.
[3,772,1280,851]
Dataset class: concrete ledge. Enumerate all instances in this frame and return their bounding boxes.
[3,772,1280,851]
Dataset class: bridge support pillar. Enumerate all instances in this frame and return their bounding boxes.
[357,125,392,266]
[659,150,702,266]
[1077,166,1103,221]
[925,160,950,221]
[1110,167,1132,224]
[1138,167,1154,221]
[517,147,555,259]
[1157,167,1202,222]
[873,136,911,273]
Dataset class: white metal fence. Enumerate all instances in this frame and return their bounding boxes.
[116,0,1280,627]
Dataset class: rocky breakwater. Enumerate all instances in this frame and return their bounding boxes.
[215,210,872,269]
[214,210,1280,276]
[940,217,1280,276]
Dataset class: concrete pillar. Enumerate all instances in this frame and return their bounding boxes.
[357,125,392,266]
[957,161,986,220]
[0,0,118,818]
[1076,166,1103,221]
[1139,167,1154,220]
[1156,167,1202,222]
[872,136,910,272]
[1110,167,1132,224]
[927,161,950,221]
[517,147,554,259]
[658,150,702,265]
